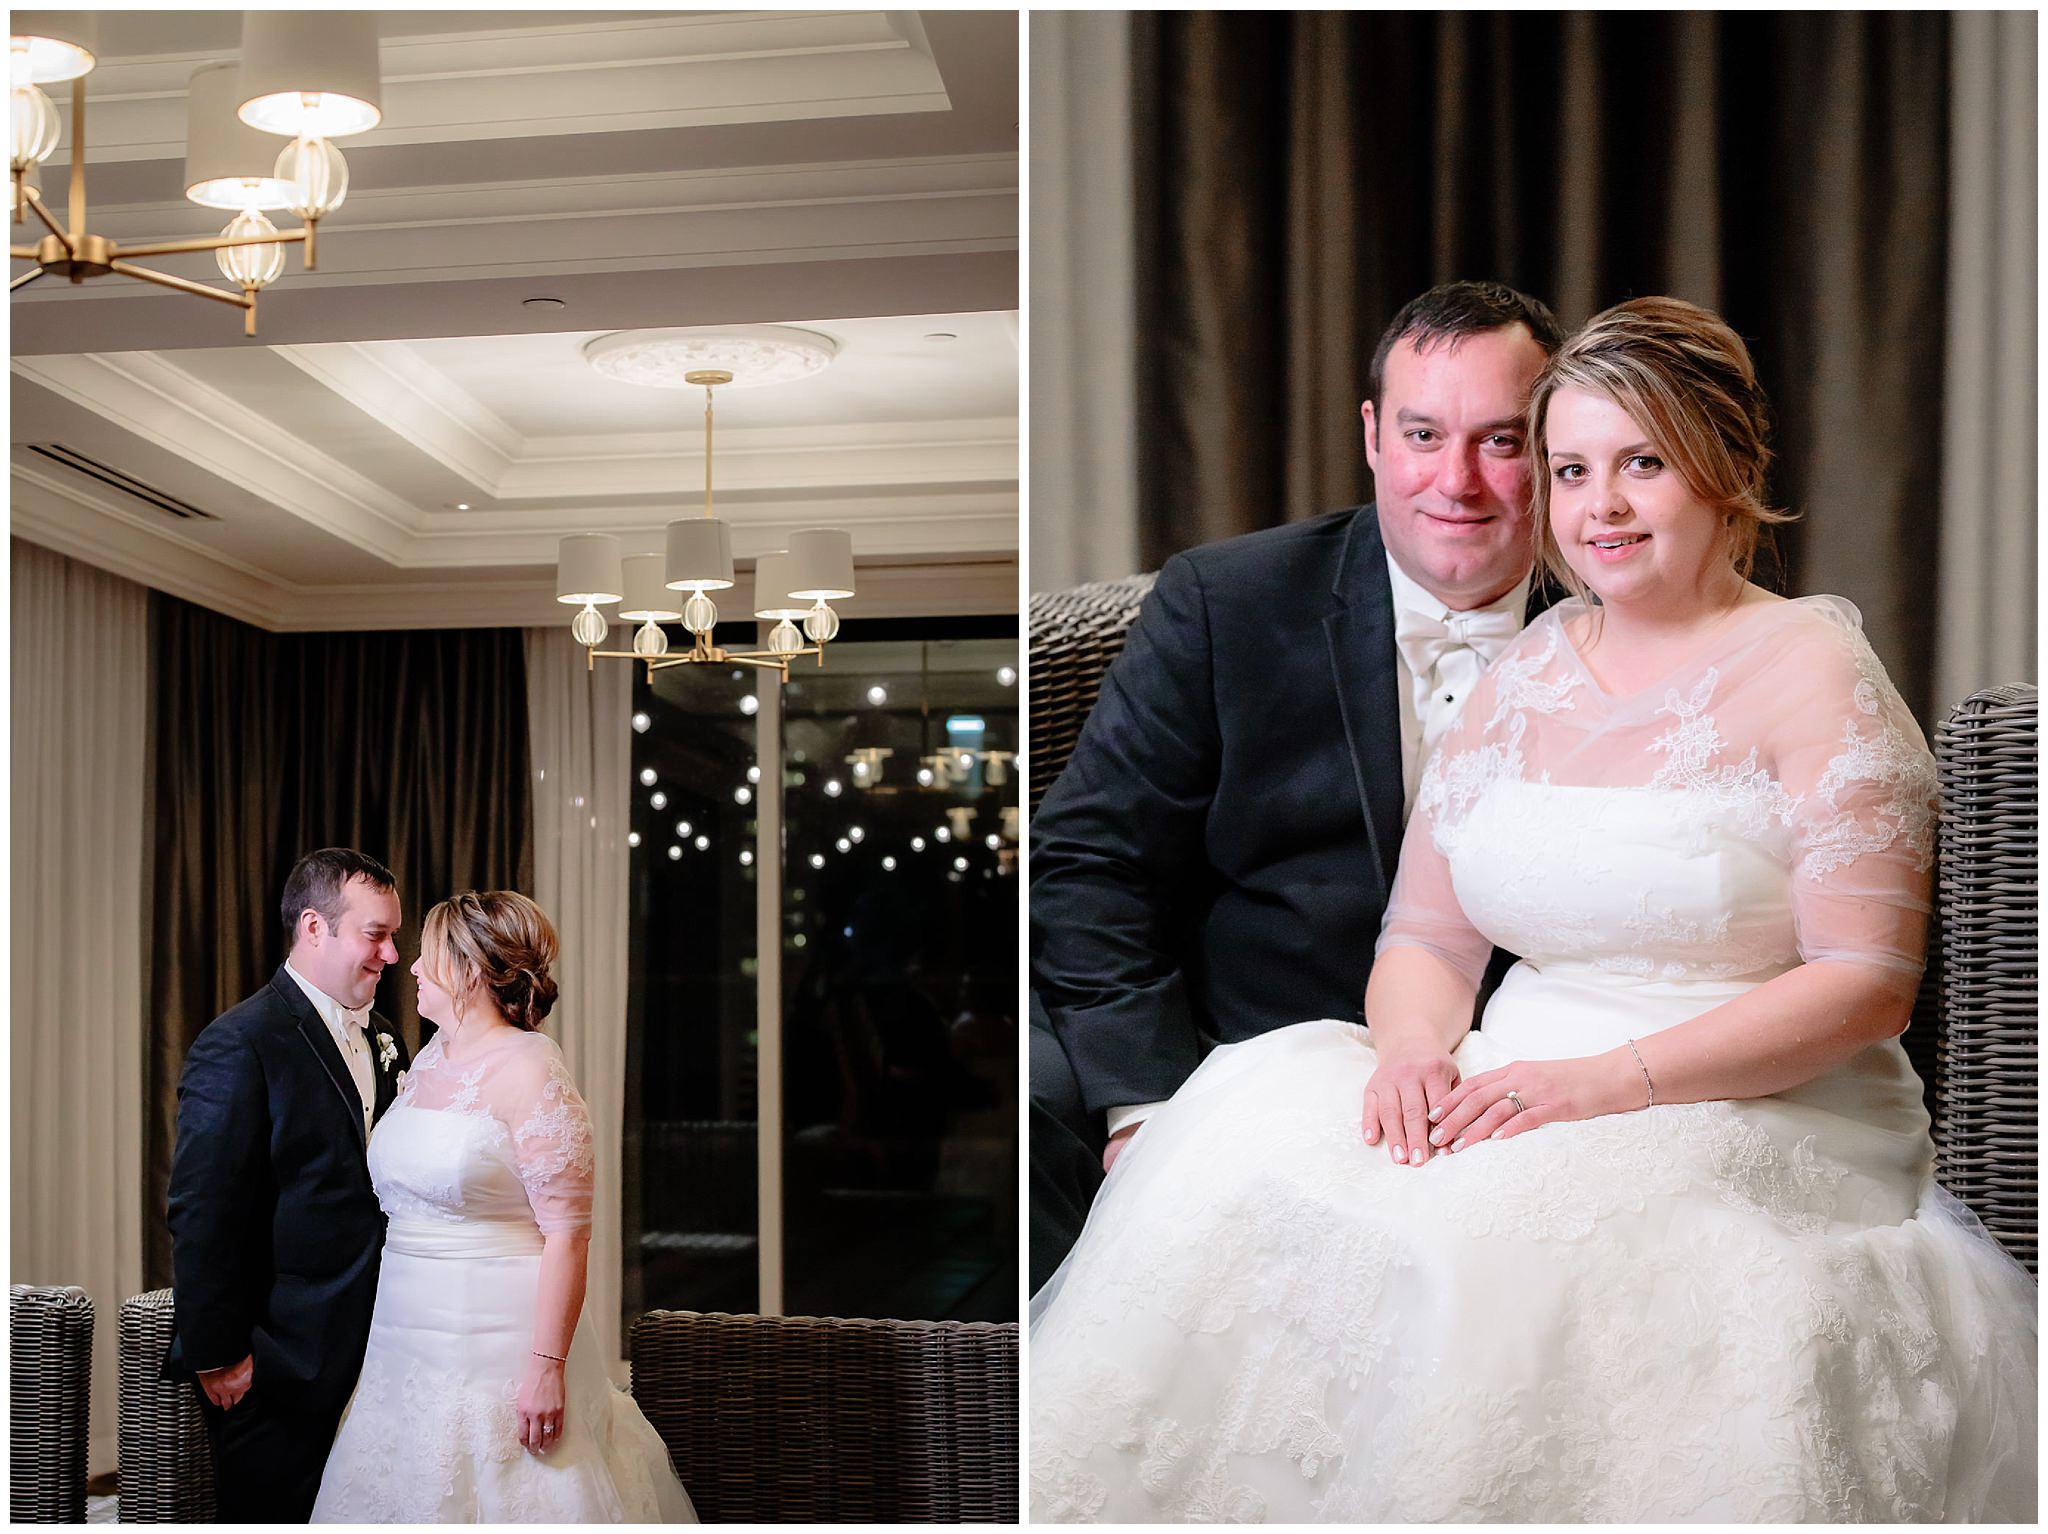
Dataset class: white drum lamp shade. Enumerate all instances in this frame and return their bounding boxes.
[751,552,809,619]
[664,518,734,592]
[185,62,298,209]
[10,12,99,83]
[786,528,856,600]
[236,12,382,138]
[557,534,623,604]
[618,552,683,621]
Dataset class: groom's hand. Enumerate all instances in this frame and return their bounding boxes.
[1102,1122,1141,1172]
[196,1353,254,1410]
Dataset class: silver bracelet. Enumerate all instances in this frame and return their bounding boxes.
[1625,1038,1655,1108]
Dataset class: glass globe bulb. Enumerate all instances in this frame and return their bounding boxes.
[216,208,287,287]
[682,592,718,635]
[631,619,669,657]
[570,603,608,647]
[803,601,840,645]
[767,619,804,655]
[9,83,59,171]
[274,134,348,218]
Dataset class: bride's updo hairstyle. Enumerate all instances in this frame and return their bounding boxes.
[420,890,560,1032]
[1526,295,1795,604]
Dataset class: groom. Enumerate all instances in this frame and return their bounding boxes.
[1030,281,1562,1288]
[165,848,412,1521]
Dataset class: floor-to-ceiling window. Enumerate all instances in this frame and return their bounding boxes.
[623,617,1018,1331]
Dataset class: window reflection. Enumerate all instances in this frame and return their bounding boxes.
[781,624,1018,1321]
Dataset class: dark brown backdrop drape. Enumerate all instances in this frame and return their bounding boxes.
[1133,10,1948,717]
[145,595,534,1286]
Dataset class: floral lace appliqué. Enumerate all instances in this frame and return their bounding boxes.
[1483,625,1583,731]
[1646,670,1797,842]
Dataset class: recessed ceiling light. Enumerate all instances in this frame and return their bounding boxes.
[454,502,470,511]
[924,332,958,343]
[524,296,566,310]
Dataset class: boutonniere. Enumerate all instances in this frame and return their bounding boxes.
[375,1031,398,1071]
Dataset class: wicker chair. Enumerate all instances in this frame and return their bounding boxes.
[10,1284,94,1523]
[1028,579,2039,1272]
[116,1289,216,1523]
[630,1309,1019,1522]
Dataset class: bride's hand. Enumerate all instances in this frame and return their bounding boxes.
[1361,1049,1459,1166]
[1428,1053,1637,1152]
[517,1355,568,1456]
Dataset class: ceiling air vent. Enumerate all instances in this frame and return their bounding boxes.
[24,443,220,521]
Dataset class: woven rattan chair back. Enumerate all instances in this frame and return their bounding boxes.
[10,1284,93,1523]
[1927,685,2037,1272]
[630,1309,1019,1522]
[1026,574,1157,810]
[117,1289,217,1522]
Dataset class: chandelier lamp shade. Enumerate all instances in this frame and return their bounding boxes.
[557,332,861,682]
[9,10,382,335]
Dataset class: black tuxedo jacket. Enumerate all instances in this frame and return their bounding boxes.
[165,966,410,1417]
[1032,504,1539,1116]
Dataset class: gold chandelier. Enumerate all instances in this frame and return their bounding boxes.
[558,333,858,682]
[10,12,380,336]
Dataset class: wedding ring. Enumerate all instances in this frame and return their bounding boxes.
[1506,1090,1527,1115]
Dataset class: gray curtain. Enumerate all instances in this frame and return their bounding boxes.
[145,596,535,1288]
[1132,11,1953,717]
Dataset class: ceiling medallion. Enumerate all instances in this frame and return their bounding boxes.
[582,326,840,390]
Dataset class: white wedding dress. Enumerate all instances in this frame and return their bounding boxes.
[311,1029,697,1522]
[1031,595,2037,1523]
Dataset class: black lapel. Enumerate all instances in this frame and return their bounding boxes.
[1321,506,1406,899]
[271,968,368,1148]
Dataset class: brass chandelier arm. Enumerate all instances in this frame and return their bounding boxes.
[23,193,74,255]
[107,260,253,309]
[12,268,44,291]
[68,78,87,237]
[11,246,39,260]
[118,229,308,260]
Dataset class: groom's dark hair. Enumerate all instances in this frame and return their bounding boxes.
[1366,280,1565,440]
[282,848,398,944]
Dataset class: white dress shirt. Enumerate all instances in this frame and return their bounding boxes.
[1385,552,1532,816]
[285,960,377,1140]
[1105,556,1533,1141]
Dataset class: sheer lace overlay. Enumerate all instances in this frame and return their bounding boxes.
[1386,596,1936,986]
[390,1030,594,1234]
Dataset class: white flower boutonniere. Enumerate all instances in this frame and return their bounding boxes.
[375,1031,398,1071]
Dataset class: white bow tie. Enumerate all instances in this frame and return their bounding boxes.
[1392,601,1523,680]
[339,1005,370,1034]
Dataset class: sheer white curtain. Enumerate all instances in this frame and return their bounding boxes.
[1937,9,2037,710]
[11,539,149,1475]
[1030,9,1141,591]
[522,629,632,1372]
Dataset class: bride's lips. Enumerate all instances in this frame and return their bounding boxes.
[1587,532,1650,563]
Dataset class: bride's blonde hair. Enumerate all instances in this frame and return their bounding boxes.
[419,890,559,1033]
[1526,296,1797,608]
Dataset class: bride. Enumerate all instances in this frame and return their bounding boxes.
[312,890,696,1522]
[1029,297,2037,1522]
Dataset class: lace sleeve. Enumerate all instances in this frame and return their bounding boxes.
[1773,615,1936,986]
[500,1039,595,1236]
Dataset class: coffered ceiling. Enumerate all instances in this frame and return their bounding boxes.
[8,10,1019,630]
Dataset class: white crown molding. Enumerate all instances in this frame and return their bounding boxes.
[22,347,1016,558]
[271,342,521,494]
[10,463,289,628]
[12,352,420,560]
[56,12,948,164]
[17,156,1019,299]
[13,463,1016,631]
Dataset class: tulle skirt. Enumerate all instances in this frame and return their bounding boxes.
[1030,1018,2037,1522]
[312,1218,697,1523]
